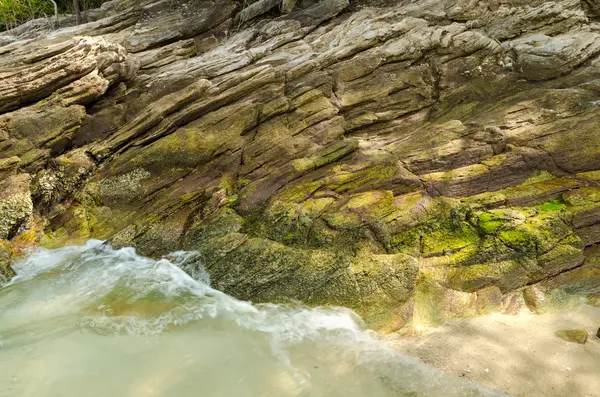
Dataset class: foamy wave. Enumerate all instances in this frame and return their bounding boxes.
[5,242,365,341]
[0,242,512,397]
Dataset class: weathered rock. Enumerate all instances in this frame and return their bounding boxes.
[4,0,600,329]
[0,174,33,241]
[138,39,197,70]
[237,0,281,24]
[0,37,138,113]
[523,285,547,314]
[0,104,87,171]
[556,329,588,344]
[0,242,15,281]
[0,156,19,179]
[509,32,600,81]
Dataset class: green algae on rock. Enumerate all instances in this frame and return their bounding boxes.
[3,0,600,330]
[0,241,15,281]
[555,329,589,344]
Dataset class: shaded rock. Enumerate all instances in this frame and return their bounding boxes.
[32,148,95,212]
[523,285,547,314]
[556,329,588,344]
[539,245,600,296]
[236,0,281,24]
[0,174,33,241]
[0,104,87,171]
[0,242,15,281]
[200,237,418,329]
[0,156,20,179]
[582,0,600,17]
[121,0,238,53]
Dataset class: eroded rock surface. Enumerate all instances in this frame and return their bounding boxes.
[2,0,600,329]
[556,329,589,344]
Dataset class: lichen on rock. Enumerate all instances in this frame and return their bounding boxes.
[3,0,600,330]
[555,329,589,344]
[0,241,16,281]
[0,174,33,241]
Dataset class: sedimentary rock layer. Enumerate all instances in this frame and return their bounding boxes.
[2,0,600,329]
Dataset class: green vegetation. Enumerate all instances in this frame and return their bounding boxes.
[536,200,566,212]
[0,0,106,31]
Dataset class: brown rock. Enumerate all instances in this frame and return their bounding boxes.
[556,330,588,344]
[0,241,15,281]
[0,37,138,113]
[0,174,32,241]
[523,286,546,314]
[4,0,600,330]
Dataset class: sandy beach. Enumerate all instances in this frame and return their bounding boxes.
[390,304,600,397]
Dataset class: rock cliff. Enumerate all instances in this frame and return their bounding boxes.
[1,0,600,330]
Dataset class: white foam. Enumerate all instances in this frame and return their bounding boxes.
[0,242,512,397]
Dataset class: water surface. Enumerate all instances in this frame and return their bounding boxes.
[0,241,510,397]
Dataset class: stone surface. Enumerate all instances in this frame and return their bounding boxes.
[0,242,15,281]
[555,329,589,344]
[2,0,600,328]
[0,174,33,241]
[0,36,138,113]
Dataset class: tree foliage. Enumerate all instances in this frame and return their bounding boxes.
[0,0,105,31]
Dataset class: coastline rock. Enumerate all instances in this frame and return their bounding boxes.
[0,36,138,113]
[3,0,600,328]
[0,173,33,241]
[555,329,588,344]
[0,242,15,281]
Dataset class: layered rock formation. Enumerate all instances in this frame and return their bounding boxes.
[1,0,600,329]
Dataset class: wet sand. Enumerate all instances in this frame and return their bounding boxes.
[390,304,600,397]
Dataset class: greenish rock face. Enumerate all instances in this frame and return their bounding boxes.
[0,174,33,241]
[63,177,593,328]
[5,0,600,330]
[175,207,419,330]
[555,330,589,344]
[0,243,16,281]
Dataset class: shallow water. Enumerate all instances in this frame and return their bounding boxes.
[0,241,510,397]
